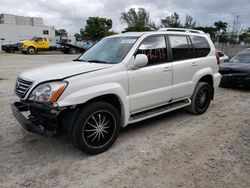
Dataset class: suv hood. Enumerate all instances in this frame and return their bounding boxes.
[19,62,112,83]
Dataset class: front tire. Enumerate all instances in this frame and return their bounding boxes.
[187,82,213,115]
[72,101,121,155]
[27,47,36,55]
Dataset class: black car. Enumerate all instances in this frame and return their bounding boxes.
[219,51,250,88]
[1,43,18,53]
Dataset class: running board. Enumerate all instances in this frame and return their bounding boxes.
[128,99,191,124]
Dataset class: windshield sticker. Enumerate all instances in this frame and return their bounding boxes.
[121,39,136,44]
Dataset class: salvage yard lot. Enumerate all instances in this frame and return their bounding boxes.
[0,51,249,188]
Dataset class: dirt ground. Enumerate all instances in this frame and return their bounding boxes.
[0,51,249,188]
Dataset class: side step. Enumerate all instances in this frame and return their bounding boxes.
[128,99,191,124]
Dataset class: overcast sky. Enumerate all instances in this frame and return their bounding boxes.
[0,0,250,34]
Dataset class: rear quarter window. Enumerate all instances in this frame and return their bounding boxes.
[190,36,210,58]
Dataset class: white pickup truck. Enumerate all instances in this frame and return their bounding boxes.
[11,28,221,154]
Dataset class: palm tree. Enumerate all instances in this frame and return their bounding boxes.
[214,21,228,33]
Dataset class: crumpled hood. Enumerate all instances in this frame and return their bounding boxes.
[19,62,112,83]
[219,62,250,73]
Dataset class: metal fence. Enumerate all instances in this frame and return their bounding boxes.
[215,43,250,57]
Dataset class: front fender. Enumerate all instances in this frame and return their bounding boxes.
[57,83,130,126]
[22,42,36,49]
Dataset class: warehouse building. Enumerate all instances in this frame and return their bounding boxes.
[0,13,55,47]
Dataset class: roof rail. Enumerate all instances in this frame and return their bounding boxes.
[158,28,205,34]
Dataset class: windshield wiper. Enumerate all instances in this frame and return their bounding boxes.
[87,60,109,64]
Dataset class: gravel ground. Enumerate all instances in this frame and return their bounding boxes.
[0,51,249,188]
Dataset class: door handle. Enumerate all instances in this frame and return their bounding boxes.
[163,67,172,72]
[191,62,197,67]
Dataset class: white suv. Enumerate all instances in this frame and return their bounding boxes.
[11,28,221,154]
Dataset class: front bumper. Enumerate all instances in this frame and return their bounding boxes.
[11,102,57,137]
[220,74,250,87]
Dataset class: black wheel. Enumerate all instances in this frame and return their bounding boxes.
[27,47,36,55]
[187,82,213,115]
[72,101,121,155]
[9,47,15,53]
[69,48,77,54]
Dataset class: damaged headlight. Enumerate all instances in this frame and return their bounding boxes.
[28,81,67,102]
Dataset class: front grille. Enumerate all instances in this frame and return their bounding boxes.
[15,77,33,98]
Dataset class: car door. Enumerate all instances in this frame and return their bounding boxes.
[34,37,45,49]
[168,35,199,100]
[128,35,173,114]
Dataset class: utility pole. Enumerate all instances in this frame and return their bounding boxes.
[232,15,240,42]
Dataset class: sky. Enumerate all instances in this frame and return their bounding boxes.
[0,0,250,34]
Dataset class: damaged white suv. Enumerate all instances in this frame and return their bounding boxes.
[11,28,221,154]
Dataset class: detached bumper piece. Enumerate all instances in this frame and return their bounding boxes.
[11,102,57,137]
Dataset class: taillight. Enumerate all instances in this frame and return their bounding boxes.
[215,52,220,65]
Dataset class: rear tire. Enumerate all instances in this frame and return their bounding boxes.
[72,101,121,155]
[187,82,213,115]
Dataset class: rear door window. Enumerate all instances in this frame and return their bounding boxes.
[190,36,210,57]
[169,35,192,61]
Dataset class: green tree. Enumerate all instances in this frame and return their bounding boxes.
[120,8,154,32]
[195,26,217,41]
[55,29,68,36]
[184,14,197,28]
[84,17,113,41]
[240,28,250,43]
[161,12,181,28]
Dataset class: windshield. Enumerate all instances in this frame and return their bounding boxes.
[78,37,138,64]
[229,53,250,63]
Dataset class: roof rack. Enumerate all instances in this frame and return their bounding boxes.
[158,28,205,34]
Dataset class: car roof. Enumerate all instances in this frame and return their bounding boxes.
[108,30,209,38]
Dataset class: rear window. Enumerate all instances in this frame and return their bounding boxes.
[190,36,210,58]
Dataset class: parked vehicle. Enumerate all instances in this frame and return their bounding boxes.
[18,36,52,54]
[18,36,84,54]
[82,41,92,50]
[1,43,18,53]
[219,51,250,88]
[11,28,221,154]
[217,50,229,64]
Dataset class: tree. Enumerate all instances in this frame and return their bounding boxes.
[55,29,68,36]
[84,17,113,41]
[195,26,217,41]
[214,21,228,43]
[214,21,228,33]
[161,12,181,28]
[120,8,154,32]
[184,15,197,28]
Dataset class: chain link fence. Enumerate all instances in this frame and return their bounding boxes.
[215,43,250,57]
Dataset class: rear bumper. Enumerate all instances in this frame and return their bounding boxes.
[213,73,222,88]
[11,102,56,137]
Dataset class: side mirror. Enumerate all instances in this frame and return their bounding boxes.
[133,54,148,68]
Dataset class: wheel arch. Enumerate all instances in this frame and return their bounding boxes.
[197,74,214,99]
[82,94,124,121]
